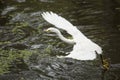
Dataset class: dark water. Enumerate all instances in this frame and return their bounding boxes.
[0,0,120,80]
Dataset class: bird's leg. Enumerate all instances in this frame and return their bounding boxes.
[100,54,110,70]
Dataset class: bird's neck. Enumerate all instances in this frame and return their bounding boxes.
[56,31,75,45]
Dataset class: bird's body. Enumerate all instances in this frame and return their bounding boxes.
[42,12,102,60]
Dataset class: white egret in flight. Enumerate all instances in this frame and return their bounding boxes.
[42,12,102,60]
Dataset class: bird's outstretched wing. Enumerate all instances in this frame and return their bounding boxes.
[42,12,102,60]
[42,12,74,31]
[42,12,87,43]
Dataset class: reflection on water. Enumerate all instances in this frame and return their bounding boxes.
[0,0,120,79]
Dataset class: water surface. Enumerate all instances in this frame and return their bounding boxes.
[0,0,120,79]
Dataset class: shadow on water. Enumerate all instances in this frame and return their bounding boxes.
[0,0,120,80]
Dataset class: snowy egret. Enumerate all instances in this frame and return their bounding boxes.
[42,12,102,60]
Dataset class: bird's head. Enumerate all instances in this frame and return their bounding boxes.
[44,27,60,34]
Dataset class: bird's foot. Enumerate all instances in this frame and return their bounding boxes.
[102,59,110,70]
[100,54,110,71]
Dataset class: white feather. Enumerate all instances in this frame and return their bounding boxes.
[42,12,102,60]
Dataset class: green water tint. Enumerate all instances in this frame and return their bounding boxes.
[0,49,32,74]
